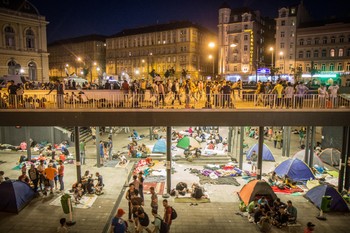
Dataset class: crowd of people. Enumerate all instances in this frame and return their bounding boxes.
[0,76,342,109]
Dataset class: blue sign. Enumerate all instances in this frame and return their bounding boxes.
[257,68,270,74]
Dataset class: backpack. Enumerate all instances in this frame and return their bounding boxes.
[138,210,150,226]
[171,83,176,92]
[156,217,168,233]
[170,206,177,220]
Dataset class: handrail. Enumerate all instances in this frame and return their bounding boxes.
[0,91,349,110]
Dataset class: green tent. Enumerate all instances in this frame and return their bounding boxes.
[176,136,200,150]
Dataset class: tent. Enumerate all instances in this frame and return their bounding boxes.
[246,143,275,161]
[176,136,200,150]
[293,149,324,167]
[0,180,35,213]
[304,184,349,212]
[238,179,277,205]
[274,158,315,181]
[152,138,166,154]
[319,148,341,167]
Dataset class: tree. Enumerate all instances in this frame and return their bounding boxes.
[291,67,303,83]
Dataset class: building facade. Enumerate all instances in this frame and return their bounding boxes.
[295,19,350,83]
[106,21,216,80]
[274,2,311,76]
[218,3,274,82]
[0,0,49,82]
[48,35,106,83]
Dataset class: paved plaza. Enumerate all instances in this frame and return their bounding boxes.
[0,127,349,233]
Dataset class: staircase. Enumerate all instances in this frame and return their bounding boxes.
[58,127,93,143]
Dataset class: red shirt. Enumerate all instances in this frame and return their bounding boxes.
[164,206,172,225]
[58,164,64,176]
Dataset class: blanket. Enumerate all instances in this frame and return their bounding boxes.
[271,186,304,194]
[143,182,165,195]
[49,193,98,209]
[174,197,210,203]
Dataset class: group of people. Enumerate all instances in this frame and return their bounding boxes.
[70,170,104,204]
[246,197,299,232]
[118,171,174,233]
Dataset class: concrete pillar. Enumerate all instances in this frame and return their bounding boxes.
[257,126,264,180]
[95,126,101,168]
[166,126,172,194]
[25,126,31,161]
[227,127,233,153]
[239,126,244,169]
[338,127,349,192]
[309,126,316,167]
[50,127,55,145]
[286,127,291,157]
[74,127,81,182]
[305,126,310,164]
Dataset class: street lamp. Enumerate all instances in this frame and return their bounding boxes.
[269,47,274,68]
[208,54,214,78]
[279,51,285,74]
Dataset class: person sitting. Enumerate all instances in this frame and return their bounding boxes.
[18,171,30,184]
[73,183,84,204]
[284,175,297,189]
[95,172,104,195]
[273,206,289,228]
[272,198,286,214]
[286,200,297,223]
[254,205,266,224]
[257,196,271,212]
[119,154,128,165]
[86,178,95,194]
[175,182,188,196]
[258,211,272,233]
[183,146,192,157]
[268,171,278,186]
[194,148,201,158]
[207,141,215,150]
[191,183,205,199]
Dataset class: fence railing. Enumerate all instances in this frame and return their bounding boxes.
[1,92,349,110]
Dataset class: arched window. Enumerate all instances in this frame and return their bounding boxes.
[5,26,15,48]
[329,63,334,71]
[25,28,35,49]
[28,61,37,81]
[8,60,20,75]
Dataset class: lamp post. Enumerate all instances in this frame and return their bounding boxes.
[269,47,274,69]
[208,42,216,78]
[279,51,285,74]
[208,55,214,78]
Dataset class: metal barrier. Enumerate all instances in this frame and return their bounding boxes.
[1,92,349,110]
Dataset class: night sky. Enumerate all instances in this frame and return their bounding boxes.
[28,0,350,44]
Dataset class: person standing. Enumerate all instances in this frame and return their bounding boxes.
[150,186,158,212]
[110,208,127,233]
[163,199,172,232]
[28,164,39,192]
[151,209,163,233]
[250,150,258,173]
[125,183,136,222]
[328,81,339,108]
[318,83,328,108]
[80,139,86,165]
[138,172,145,200]
[7,80,18,108]
[47,80,65,108]
[58,160,65,192]
[107,137,113,161]
[44,163,58,194]
[99,141,105,164]
[295,81,309,109]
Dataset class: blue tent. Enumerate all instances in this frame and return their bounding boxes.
[304,184,349,212]
[152,138,166,154]
[274,158,315,181]
[0,180,35,213]
[246,143,275,161]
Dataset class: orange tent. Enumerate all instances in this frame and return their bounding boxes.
[238,179,277,205]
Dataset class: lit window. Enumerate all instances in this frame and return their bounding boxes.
[339,48,343,57]
[330,49,335,57]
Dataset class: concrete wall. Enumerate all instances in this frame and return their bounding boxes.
[321,126,343,150]
[0,126,70,146]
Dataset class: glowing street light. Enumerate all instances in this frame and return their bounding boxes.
[208,42,215,48]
